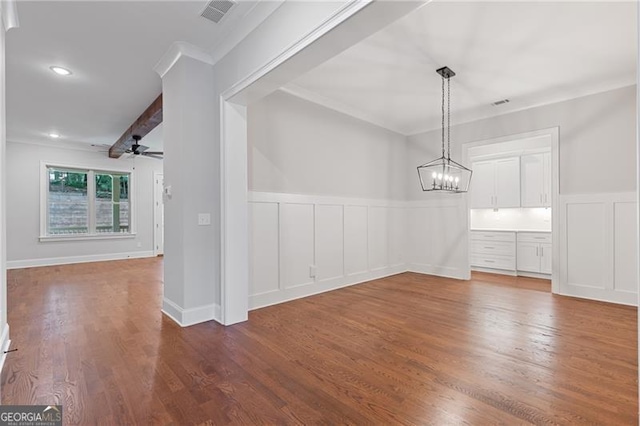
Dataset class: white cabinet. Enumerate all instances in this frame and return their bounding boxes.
[521,153,551,207]
[470,231,516,272]
[470,157,520,209]
[516,232,552,274]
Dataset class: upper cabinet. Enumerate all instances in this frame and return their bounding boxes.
[470,157,520,208]
[521,153,551,208]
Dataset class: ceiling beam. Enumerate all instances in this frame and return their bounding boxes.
[109,94,163,158]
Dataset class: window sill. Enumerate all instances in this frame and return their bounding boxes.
[39,233,137,243]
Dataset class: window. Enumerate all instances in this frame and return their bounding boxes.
[42,164,134,240]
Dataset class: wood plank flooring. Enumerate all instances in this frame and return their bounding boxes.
[2,258,637,424]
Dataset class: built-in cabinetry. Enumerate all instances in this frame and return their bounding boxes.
[470,230,551,276]
[470,158,520,209]
[516,232,552,274]
[521,153,551,207]
[470,231,516,271]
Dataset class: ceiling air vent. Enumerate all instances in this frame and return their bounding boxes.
[492,99,510,106]
[200,0,235,24]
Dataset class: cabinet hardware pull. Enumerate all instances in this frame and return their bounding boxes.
[541,247,544,256]
[540,194,542,203]
[485,260,495,263]
[536,247,539,256]
[484,247,494,249]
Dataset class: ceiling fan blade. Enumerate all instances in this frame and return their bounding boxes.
[142,151,163,155]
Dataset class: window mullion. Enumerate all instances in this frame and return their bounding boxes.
[88,170,96,234]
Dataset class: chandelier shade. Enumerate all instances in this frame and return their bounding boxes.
[417,66,472,193]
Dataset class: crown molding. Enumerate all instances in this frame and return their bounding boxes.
[153,41,215,78]
[2,0,19,31]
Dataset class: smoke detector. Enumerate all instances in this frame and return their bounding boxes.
[200,0,236,24]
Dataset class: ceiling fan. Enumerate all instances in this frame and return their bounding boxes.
[126,134,163,159]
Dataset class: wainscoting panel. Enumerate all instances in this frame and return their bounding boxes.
[559,192,637,305]
[279,203,315,290]
[344,205,368,276]
[368,207,389,271]
[249,202,280,296]
[248,192,407,309]
[405,198,469,280]
[315,204,344,282]
[613,201,638,294]
[566,202,607,289]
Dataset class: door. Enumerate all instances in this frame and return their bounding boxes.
[517,242,540,273]
[521,153,545,207]
[470,161,495,208]
[154,173,164,256]
[495,157,520,208]
[540,243,552,274]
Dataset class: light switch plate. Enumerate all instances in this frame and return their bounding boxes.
[198,213,211,226]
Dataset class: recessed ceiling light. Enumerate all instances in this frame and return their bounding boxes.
[49,66,72,76]
[48,133,60,139]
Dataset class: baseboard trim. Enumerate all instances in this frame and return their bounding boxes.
[558,286,637,307]
[249,264,407,310]
[7,251,156,269]
[0,324,11,374]
[409,263,468,280]
[162,298,222,327]
[517,271,552,280]
[471,266,518,277]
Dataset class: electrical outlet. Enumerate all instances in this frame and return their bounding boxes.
[309,265,317,278]
[137,242,142,248]
[198,213,211,226]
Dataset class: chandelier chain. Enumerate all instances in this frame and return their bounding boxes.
[447,75,451,160]
[441,75,445,158]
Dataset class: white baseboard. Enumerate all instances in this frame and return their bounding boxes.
[558,286,637,307]
[408,263,469,280]
[517,271,552,280]
[249,264,407,310]
[0,324,11,374]
[162,298,222,327]
[471,266,518,276]
[6,251,156,269]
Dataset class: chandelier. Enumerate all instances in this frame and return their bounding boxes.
[417,66,472,193]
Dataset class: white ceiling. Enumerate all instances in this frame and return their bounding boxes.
[6,0,279,148]
[286,1,638,136]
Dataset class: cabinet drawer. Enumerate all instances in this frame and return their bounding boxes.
[470,231,516,243]
[471,254,516,271]
[517,232,551,244]
[470,240,515,256]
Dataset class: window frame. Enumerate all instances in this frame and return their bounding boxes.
[39,161,137,242]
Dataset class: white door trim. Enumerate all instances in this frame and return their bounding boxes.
[153,171,164,256]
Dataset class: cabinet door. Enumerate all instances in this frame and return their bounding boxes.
[495,157,520,208]
[521,153,545,207]
[517,242,540,272]
[543,152,552,207]
[540,243,552,274]
[470,161,495,209]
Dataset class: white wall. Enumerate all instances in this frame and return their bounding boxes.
[247,90,410,307]
[6,141,162,267]
[248,90,407,199]
[407,85,638,304]
[407,85,637,199]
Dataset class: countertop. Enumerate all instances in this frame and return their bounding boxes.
[470,228,551,233]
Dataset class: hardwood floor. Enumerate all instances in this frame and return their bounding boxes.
[2,258,637,425]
